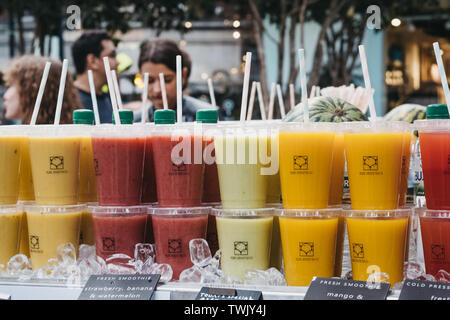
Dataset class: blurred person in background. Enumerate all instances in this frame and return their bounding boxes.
[131,38,216,122]
[0,71,14,125]
[72,30,119,123]
[3,55,80,124]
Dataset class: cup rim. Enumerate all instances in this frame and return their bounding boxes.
[0,204,23,213]
[416,208,450,218]
[211,207,275,217]
[343,208,412,218]
[340,120,410,133]
[277,121,340,132]
[88,205,149,215]
[24,204,86,214]
[414,119,450,132]
[149,206,211,215]
[275,208,342,217]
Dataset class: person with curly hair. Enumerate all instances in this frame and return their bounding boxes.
[3,55,81,125]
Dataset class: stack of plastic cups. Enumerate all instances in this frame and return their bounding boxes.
[25,123,85,270]
[150,109,209,280]
[89,110,148,262]
[0,126,27,270]
[414,104,450,278]
[342,120,412,288]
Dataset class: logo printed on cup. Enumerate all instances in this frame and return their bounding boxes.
[352,243,365,259]
[299,242,314,257]
[46,155,68,174]
[170,159,187,176]
[102,237,115,252]
[30,235,40,250]
[291,155,312,175]
[360,156,382,176]
[431,244,445,260]
[233,241,248,256]
[94,159,100,176]
[168,239,182,254]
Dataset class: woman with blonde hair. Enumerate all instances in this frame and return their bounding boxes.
[3,55,81,124]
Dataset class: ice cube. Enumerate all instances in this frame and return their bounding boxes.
[244,269,267,286]
[435,270,450,283]
[366,272,390,289]
[56,243,77,265]
[201,264,225,284]
[134,243,156,263]
[78,244,96,261]
[149,263,173,282]
[6,254,31,274]
[189,239,212,267]
[265,267,287,286]
[210,249,221,269]
[105,253,132,266]
[179,265,202,283]
[107,263,137,275]
[404,262,425,280]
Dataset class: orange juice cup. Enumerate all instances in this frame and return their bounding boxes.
[0,204,23,269]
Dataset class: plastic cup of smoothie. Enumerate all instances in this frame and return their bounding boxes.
[152,121,205,207]
[90,205,148,260]
[342,120,409,210]
[415,119,450,209]
[278,122,336,209]
[398,126,413,207]
[0,204,23,269]
[329,131,345,206]
[18,127,35,202]
[79,202,97,246]
[150,207,210,280]
[28,125,83,206]
[345,208,411,288]
[267,203,283,271]
[25,204,83,270]
[17,201,34,257]
[418,208,450,276]
[277,208,340,286]
[0,125,26,205]
[212,208,274,280]
[91,124,146,206]
[213,122,276,209]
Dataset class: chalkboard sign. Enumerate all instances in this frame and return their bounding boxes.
[196,287,263,300]
[399,279,450,300]
[304,277,390,300]
[78,274,160,300]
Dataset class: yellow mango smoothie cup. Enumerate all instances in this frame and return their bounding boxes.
[278,122,336,209]
[212,208,274,280]
[345,208,411,288]
[25,204,83,270]
[214,123,277,209]
[342,121,409,210]
[28,125,82,206]
[0,126,26,205]
[277,208,340,286]
[0,204,23,270]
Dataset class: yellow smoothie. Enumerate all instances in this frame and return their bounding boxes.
[26,209,81,270]
[346,216,408,287]
[398,133,412,207]
[19,211,29,256]
[334,215,346,277]
[0,136,22,204]
[18,137,35,201]
[216,216,273,280]
[279,216,338,286]
[80,210,95,245]
[0,209,22,269]
[78,137,97,203]
[344,132,404,210]
[29,136,81,205]
[329,134,345,206]
[279,131,335,209]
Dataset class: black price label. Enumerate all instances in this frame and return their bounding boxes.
[78,274,160,300]
[304,277,390,300]
[196,287,263,300]
[399,279,450,300]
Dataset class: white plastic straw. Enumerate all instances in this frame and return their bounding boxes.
[268,82,276,120]
[87,70,101,125]
[207,78,216,108]
[111,70,123,110]
[159,72,168,110]
[246,81,257,120]
[240,52,252,122]
[103,57,121,125]
[433,42,450,113]
[54,59,69,125]
[176,55,183,123]
[256,82,266,120]
[298,49,309,122]
[276,84,286,119]
[30,61,51,125]
[358,45,377,121]
[289,83,295,110]
[141,72,149,123]
[310,85,316,98]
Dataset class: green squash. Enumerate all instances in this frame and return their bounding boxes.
[283,96,369,122]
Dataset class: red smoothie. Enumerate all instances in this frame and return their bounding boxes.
[142,135,158,204]
[92,213,147,260]
[152,134,205,207]
[92,135,146,206]
[152,213,208,280]
[420,215,450,276]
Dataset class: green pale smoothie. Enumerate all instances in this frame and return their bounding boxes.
[216,216,273,279]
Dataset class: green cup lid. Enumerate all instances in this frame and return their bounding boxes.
[154,109,176,125]
[426,104,449,119]
[73,109,94,125]
[112,110,134,124]
[196,109,218,123]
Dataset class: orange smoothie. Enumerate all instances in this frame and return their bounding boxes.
[279,214,338,286]
[18,137,35,201]
[26,205,82,270]
[279,125,335,209]
[0,206,23,269]
[0,135,22,204]
[329,134,345,206]
[346,215,409,287]
[398,133,412,207]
